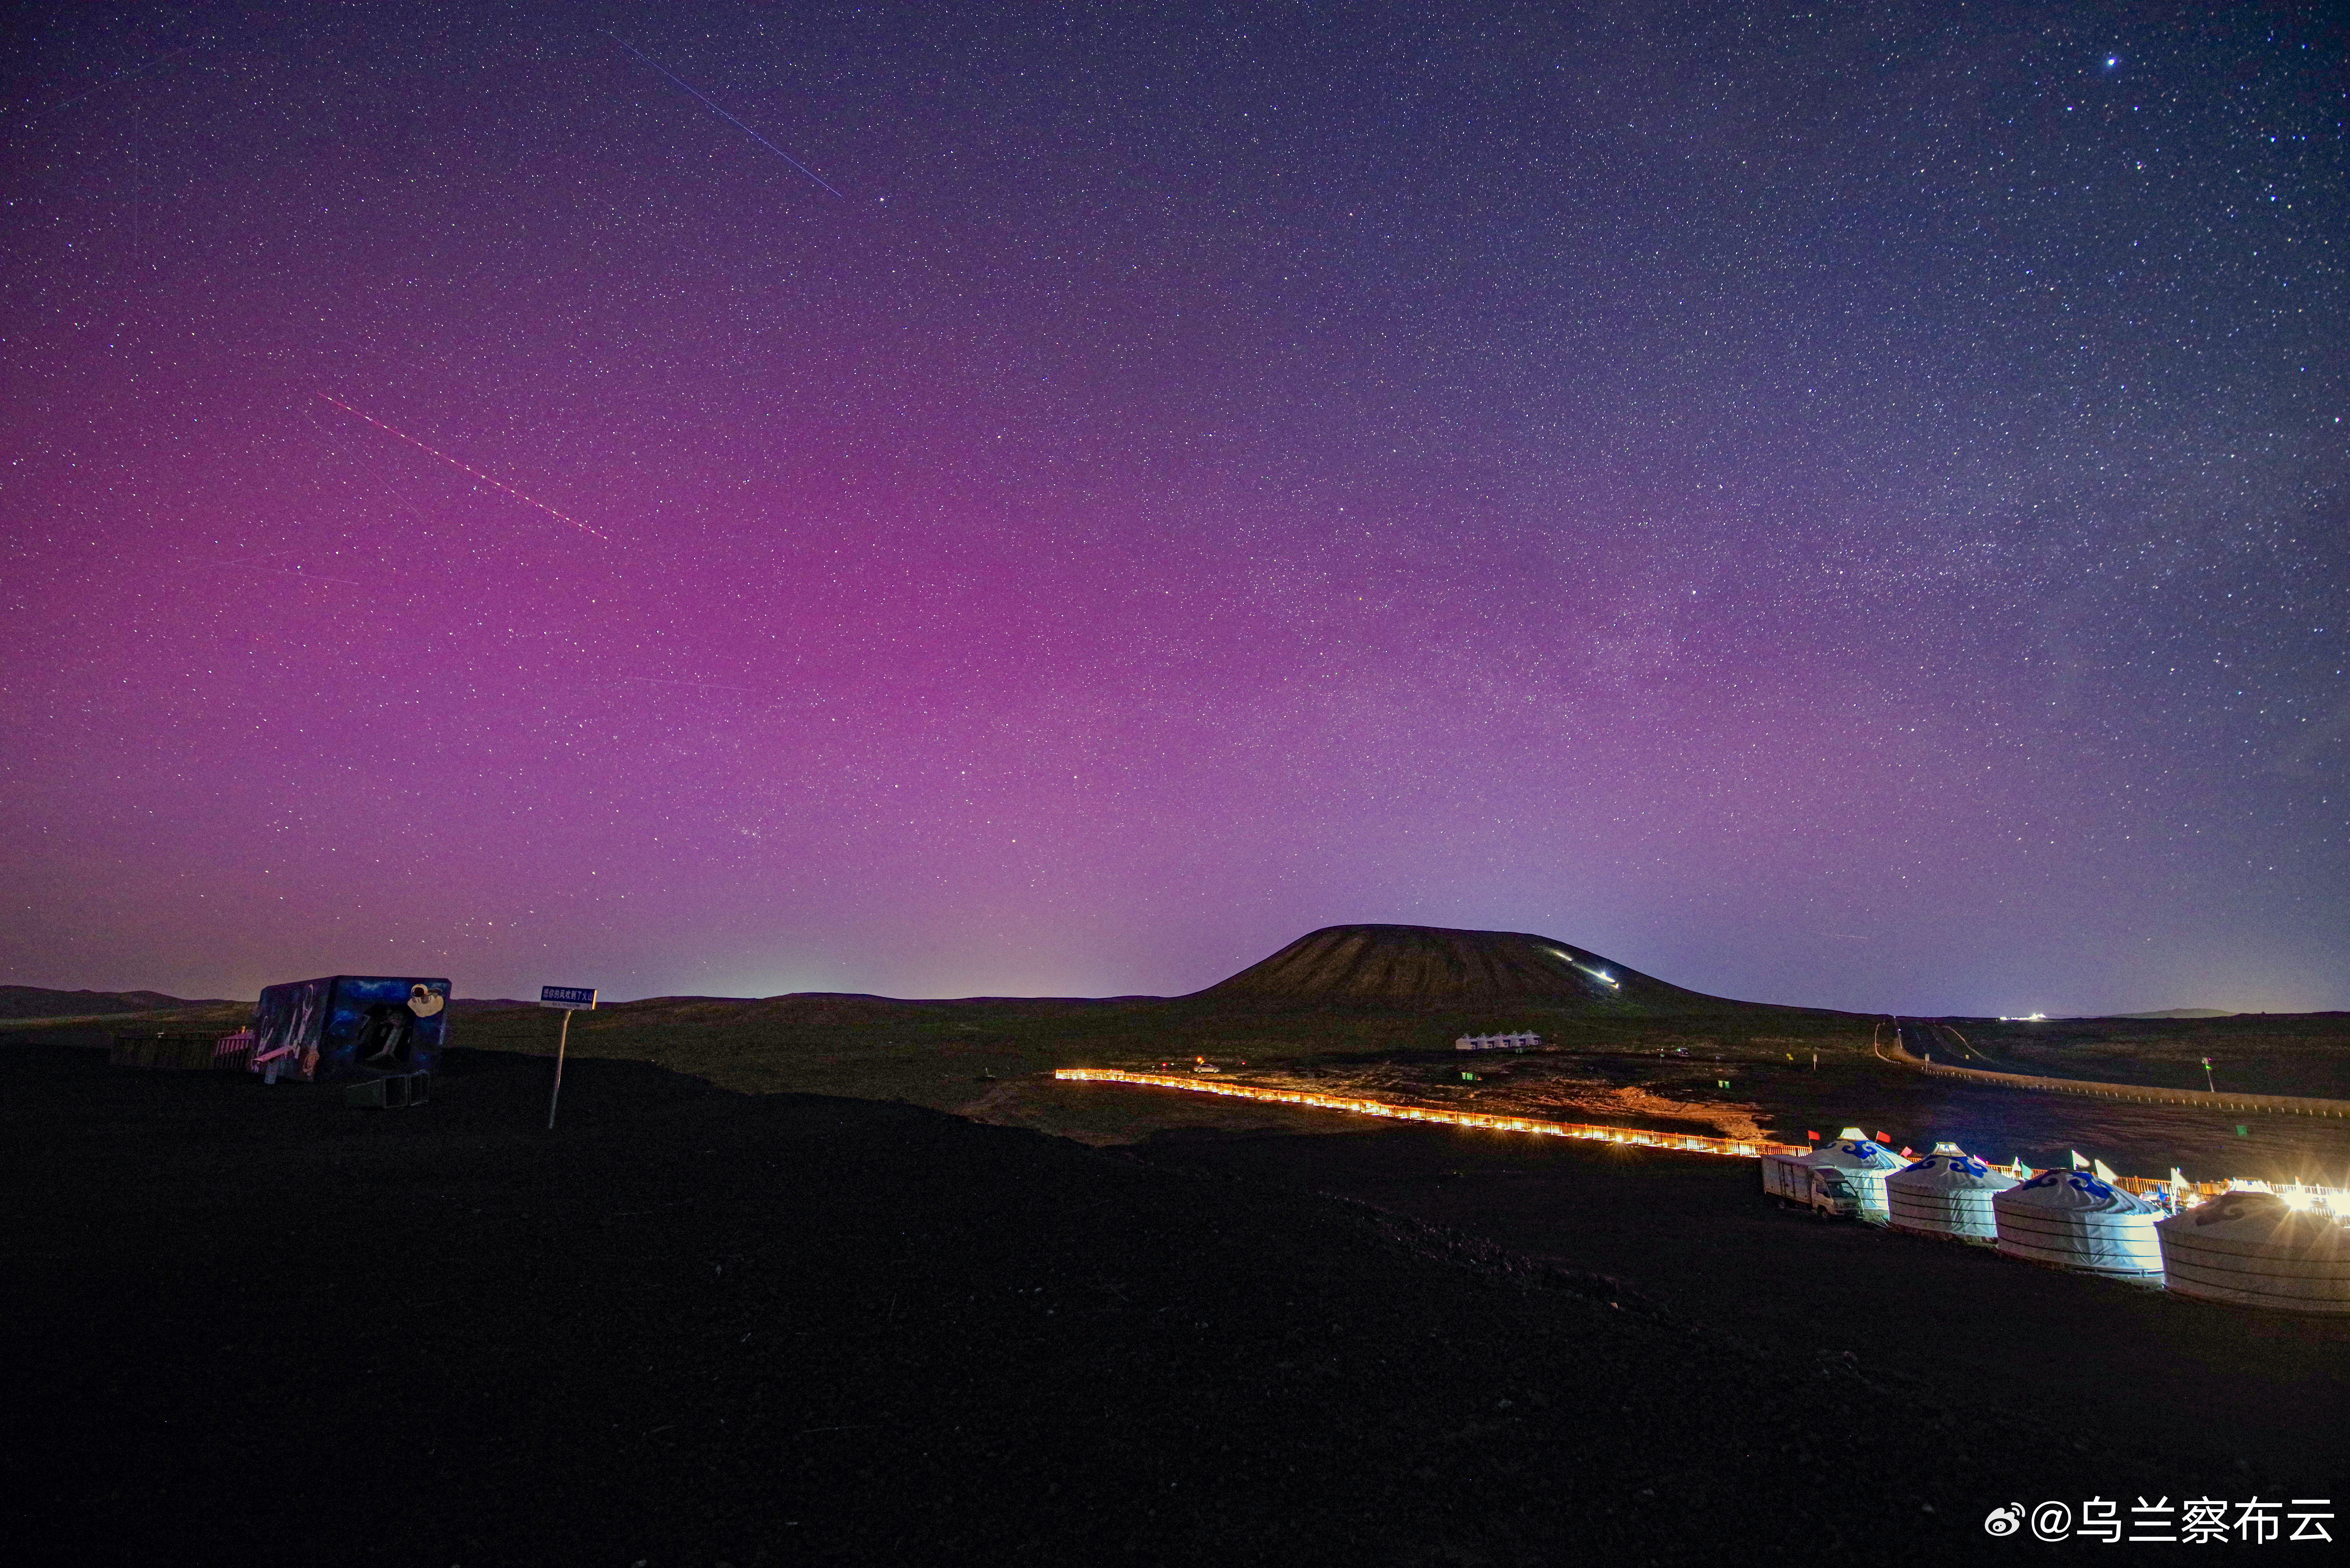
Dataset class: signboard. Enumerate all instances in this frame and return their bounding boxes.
[540,984,597,1130]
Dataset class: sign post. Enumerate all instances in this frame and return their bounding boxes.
[539,986,597,1130]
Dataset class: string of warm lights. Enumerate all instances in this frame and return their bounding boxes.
[1055,1069,2350,1213]
[1052,1068,1805,1159]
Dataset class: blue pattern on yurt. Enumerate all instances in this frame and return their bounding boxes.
[2022,1170,2116,1202]
[1904,1153,1993,1178]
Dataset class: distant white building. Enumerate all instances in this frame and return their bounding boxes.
[1455,1031,1541,1052]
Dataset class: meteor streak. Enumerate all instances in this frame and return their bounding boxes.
[2,42,196,124]
[315,393,608,541]
[606,32,843,197]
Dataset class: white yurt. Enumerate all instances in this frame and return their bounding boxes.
[1799,1128,1908,1223]
[2157,1190,2350,1315]
[1885,1142,2019,1242]
[1992,1170,2164,1281]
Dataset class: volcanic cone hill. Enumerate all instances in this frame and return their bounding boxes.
[315,923,1861,1114]
[1194,923,1750,1011]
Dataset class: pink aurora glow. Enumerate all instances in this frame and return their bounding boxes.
[4,5,2342,1014]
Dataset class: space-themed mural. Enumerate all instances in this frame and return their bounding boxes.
[250,976,451,1083]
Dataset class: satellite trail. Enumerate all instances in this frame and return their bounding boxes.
[606,32,843,197]
[316,393,609,541]
[2,42,196,124]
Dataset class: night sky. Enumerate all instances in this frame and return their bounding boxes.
[4,3,2344,1014]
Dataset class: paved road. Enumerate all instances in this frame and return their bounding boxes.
[1886,1016,2350,1122]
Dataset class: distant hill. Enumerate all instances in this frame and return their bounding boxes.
[1192,924,1755,1009]
[0,985,238,1021]
[2,992,590,1022]
[2110,1008,2237,1020]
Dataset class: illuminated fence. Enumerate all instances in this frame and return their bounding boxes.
[1881,1042,2350,1119]
[1052,1068,1805,1160]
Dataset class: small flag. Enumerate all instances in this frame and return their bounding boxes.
[1900,1147,1915,1158]
[1807,1130,1821,1142]
[1875,1130,1891,1144]
[2071,1150,2091,1170]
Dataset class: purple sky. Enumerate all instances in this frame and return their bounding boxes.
[5,3,2345,1015]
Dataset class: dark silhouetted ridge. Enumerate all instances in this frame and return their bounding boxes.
[0,985,228,1021]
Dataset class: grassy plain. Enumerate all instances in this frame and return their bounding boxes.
[13,990,2347,1180]
[440,991,1874,1112]
[0,1000,255,1044]
[429,993,2350,1181]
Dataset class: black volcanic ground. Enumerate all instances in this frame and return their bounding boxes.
[11,1040,2347,1567]
[14,929,2349,1562]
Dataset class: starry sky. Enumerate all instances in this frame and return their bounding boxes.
[4,2,2344,1014]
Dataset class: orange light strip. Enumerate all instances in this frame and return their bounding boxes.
[1053,1068,1804,1159]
